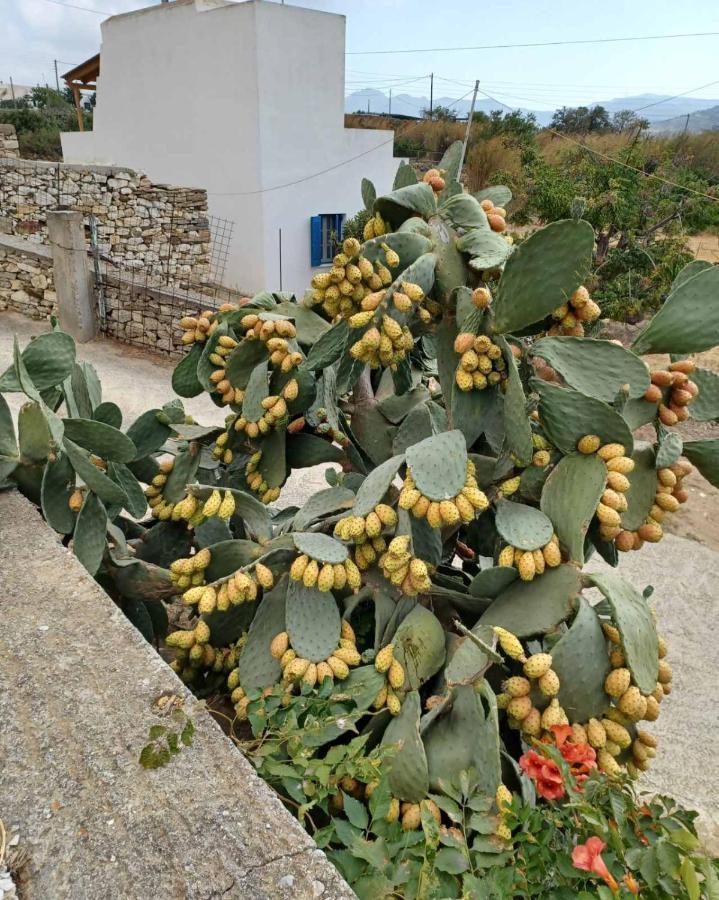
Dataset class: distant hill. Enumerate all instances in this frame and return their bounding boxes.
[344,89,719,129]
[650,105,719,134]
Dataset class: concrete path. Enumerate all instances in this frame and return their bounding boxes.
[0,490,354,900]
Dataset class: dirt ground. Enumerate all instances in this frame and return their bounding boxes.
[603,321,719,552]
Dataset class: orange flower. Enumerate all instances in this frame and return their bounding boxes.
[550,724,597,782]
[623,873,640,895]
[572,836,619,892]
[519,750,565,800]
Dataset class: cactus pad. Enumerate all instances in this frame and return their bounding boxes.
[191,485,272,542]
[532,337,651,402]
[540,453,607,562]
[444,623,495,686]
[360,232,433,271]
[351,453,405,517]
[374,182,437,226]
[242,360,270,422]
[587,571,659,694]
[41,452,76,534]
[682,439,719,487]
[551,597,610,722]
[0,330,75,392]
[382,691,429,803]
[292,531,348,563]
[304,320,349,372]
[495,336,533,466]
[125,410,172,460]
[62,418,136,463]
[474,185,512,208]
[620,443,657,530]
[293,486,355,530]
[468,566,518,598]
[63,438,128,507]
[457,229,512,271]
[73,492,107,575]
[285,578,341,663]
[19,402,53,462]
[391,605,446,690]
[442,192,488,230]
[108,462,147,519]
[688,368,719,421]
[239,575,288,690]
[495,499,554,551]
[405,429,467,501]
[655,430,683,469]
[478,564,581,637]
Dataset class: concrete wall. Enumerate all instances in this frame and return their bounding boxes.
[0,234,56,318]
[62,0,399,296]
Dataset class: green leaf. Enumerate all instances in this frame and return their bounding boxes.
[540,453,607,563]
[683,438,719,488]
[62,418,137,463]
[532,337,650,401]
[434,847,469,875]
[342,792,369,831]
[139,744,170,769]
[171,342,204,398]
[73,492,107,575]
[587,571,659,694]
[492,219,594,334]
[551,598,610,722]
[680,857,700,900]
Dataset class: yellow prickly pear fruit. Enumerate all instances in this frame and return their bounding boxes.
[498,545,516,567]
[411,496,430,519]
[602,719,631,749]
[252,562,273,591]
[604,667,631,698]
[538,669,560,697]
[374,503,397,528]
[503,676,531,697]
[472,287,492,309]
[602,622,621,644]
[375,644,394,673]
[202,489,222,517]
[495,823,512,842]
[586,718,607,748]
[571,723,588,744]
[198,586,217,615]
[388,659,405,689]
[316,661,334,684]
[216,490,236,521]
[533,450,551,467]
[194,620,211,645]
[317,563,335,592]
[454,332,476,354]
[523,653,553,679]
[517,551,536,582]
[280,649,296,670]
[427,502,444,530]
[302,663,318,688]
[657,636,668,658]
[402,281,424,302]
[290,554,309,581]
[270,631,290,659]
[166,629,196,649]
[349,310,375,329]
[521,707,542,737]
[303,559,319,588]
[386,798,400,824]
[454,494,476,523]
[401,803,422,831]
[339,619,356,645]
[68,489,84,512]
[455,369,474,392]
[492,627,525,661]
[657,660,673,684]
[597,443,626,462]
[344,558,362,591]
[637,729,657,748]
[496,784,513,814]
[342,237,361,258]
[333,644,362,666]
[540,699,564,731]
[532,549,546,576]
[618,686,648,721]
[499,476,521,496]
[439,500,460,525]
[386,689,402,716]
[577,434,601,454]
[606,471,631,494]
[596,503,621,527]
[507,695,532,721]
[462,486,489,511]
[399,487,421,510]
[326,655,349,680]
[606,456,635,474]
[285,657,310,682]
[609,647,626,668]
[227,668,241,691]
[597,749,621,776]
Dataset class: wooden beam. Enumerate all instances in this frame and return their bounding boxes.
[71,84,84,131]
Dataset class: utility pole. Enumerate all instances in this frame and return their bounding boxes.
[389,88,392,116]
[367,99,370,114]
[9,77,16,106]
[458,79,479,180]
[54,60,60,93]
[429,72,434,118]
[682,113,690,135]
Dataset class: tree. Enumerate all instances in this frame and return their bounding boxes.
[422,104,458,122]
[550,105,611,134]
[611,109,650,133]
[29,86,70,110]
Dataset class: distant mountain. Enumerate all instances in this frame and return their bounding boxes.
[650,105,719,134]
[344,88,719,128]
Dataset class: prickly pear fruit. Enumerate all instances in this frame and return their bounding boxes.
[604,667,631,698]
[538,669,560,697]
[618,686,648,721]
[503,676,531,698]
[493,627,525,661]
[523,653,553,679]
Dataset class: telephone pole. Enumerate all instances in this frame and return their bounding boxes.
[54,60,60,93]
[429,72,434,118]
[458,80,479,179]
[389,88,392,116]
[9,77,16,106]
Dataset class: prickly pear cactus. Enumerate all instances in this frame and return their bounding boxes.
[3,140,719,859]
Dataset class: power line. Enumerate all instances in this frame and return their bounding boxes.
[34,0,113,14]
[347,31,719,56]
[631,79,719,112]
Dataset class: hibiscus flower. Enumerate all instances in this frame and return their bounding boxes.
[519,749,565,800]
[550,725,597,779]
[572,836,619,891]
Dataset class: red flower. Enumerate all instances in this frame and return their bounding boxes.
[623,873,640,895]
[550,725,598,779]
[572,836,619,892]
[519,750,565,800]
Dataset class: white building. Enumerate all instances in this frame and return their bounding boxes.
[62,0,400,295]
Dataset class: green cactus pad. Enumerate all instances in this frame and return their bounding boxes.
[621,443,657,530]
[62,438,128,507]
[374,182,437,226]
[92,402,123,429]
[273,301,330,345]
[202,604,255,648]
[430,219,469,302]
[12,336,41,402]
[351,402,397,466]
[293,486,355,530]
[239,575,288,690]
[285,579,341,663]
[655,430,683,469]
[0,394,18,478]
[424,684,501,795]
[73,492,108,576]
[171,343,204,398]
[551,597,611,722]
[533,379,634,456]
[492,219,594,334]
[61,418,137,463]
[255,427,286,490]
[18,401,53,462]
[532,337,651,402]
[201,539,263,580]
[393,162,418,189]
[408,513,442,569]
[406,429,467,501]
[361,176,376,211]
[671,259,712,290]
[519,464,550,503]
[632,265,719,354]
[540,453,607,563]
[107,555,175,602]
[335,665,388,711]
[162,444,201,504]
[392,605,446,691]
[442,193,488,230]
[444,623,495,686]
[393,404,435,455]
[495,499,554,551]
[378,386,429,424]
[495,336,533,466]
[292,531,348,564]
[468,566,518,598]
[682,438,719,488]
[190,485,272,542]
[242,360,270,422]
[689,368,719,421]
[587,571,659,694]
[478,564,581,637]
[474,185,512,208]
[125,410,171,460]
[386,252,437,315]
[194,321,230,392]
[360,232,433,271]
[351,453,405,517]
[41,452,76,534]
[621,397,658,431]
[107,462,147,519]
[304,320,349,372]
[457,229,512,271]
[0,330,76,392]
[223,338,268,390]
[382,691,429,803]
[285,433,344,469]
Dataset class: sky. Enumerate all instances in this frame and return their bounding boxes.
[2,0,719,112]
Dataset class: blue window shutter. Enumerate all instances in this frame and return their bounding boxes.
[310,216,322,267]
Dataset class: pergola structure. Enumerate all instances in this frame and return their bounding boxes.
[62,55,100,131]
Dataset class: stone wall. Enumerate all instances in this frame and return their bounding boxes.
[0,157,211,284]
[0,234,56,319]
[0,123,20,159]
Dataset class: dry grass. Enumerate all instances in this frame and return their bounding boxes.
[464,136,522,193]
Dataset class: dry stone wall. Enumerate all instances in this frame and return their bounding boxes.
[0,235,55,319]
[0,123,20,159]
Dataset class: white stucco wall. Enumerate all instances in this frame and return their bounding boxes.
[62,0,399,296]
